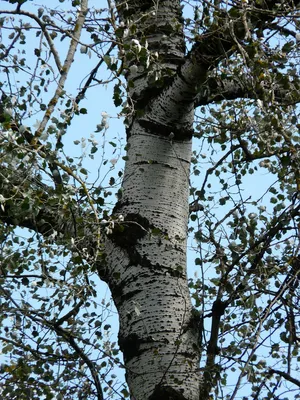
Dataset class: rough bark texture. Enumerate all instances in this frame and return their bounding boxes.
[1,0,300,399]
[103,2,203,399]
[104,0,300,399]
[105,131,200,399]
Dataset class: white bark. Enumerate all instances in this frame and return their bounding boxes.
[109,1,204,398]
[105,121,201,399]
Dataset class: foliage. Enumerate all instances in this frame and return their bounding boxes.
[0,0,300,399]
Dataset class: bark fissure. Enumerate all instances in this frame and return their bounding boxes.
[105,124,200,398]
[1,1,300,398]
[111,1,203,397]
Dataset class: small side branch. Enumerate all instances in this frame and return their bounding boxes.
[269,369,300,388]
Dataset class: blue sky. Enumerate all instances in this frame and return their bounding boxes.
[1,1,297,398]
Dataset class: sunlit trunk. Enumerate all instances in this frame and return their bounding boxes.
[105,116,201,399]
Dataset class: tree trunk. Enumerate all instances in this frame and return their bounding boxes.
[101,2,204,398]
[1,1,300,399]
[105,115,201,399]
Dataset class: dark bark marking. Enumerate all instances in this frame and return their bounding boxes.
[117,288,143,303]
[149,385,186,400]
[110,213,150,248]
[139,118,193,140]
[112,198,130,214]
[118,333,155,363]
[134,160,176,170]
[118,333,141,362]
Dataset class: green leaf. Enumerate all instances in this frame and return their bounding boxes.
[103,55,111,66]
[281,41,294,53]
[21,277,29,286]
[80,168,88,175]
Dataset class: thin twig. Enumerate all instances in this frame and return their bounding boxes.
[33,0,88,142]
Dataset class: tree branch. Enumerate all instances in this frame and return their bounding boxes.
[186,0,300,88]
[34,0,89,143]
[0,9,62,71]
[53,324,104,400]
[199,302,227,399]
[138,0,300,137]
[269,369,300,388]
[194,74,300,107]
[0,164,98,250]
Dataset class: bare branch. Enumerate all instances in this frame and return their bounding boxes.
[34,0,89,143]
[75,42,116,104]
[269,368,300,387]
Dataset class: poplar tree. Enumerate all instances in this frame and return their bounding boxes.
[0,1,300,399]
